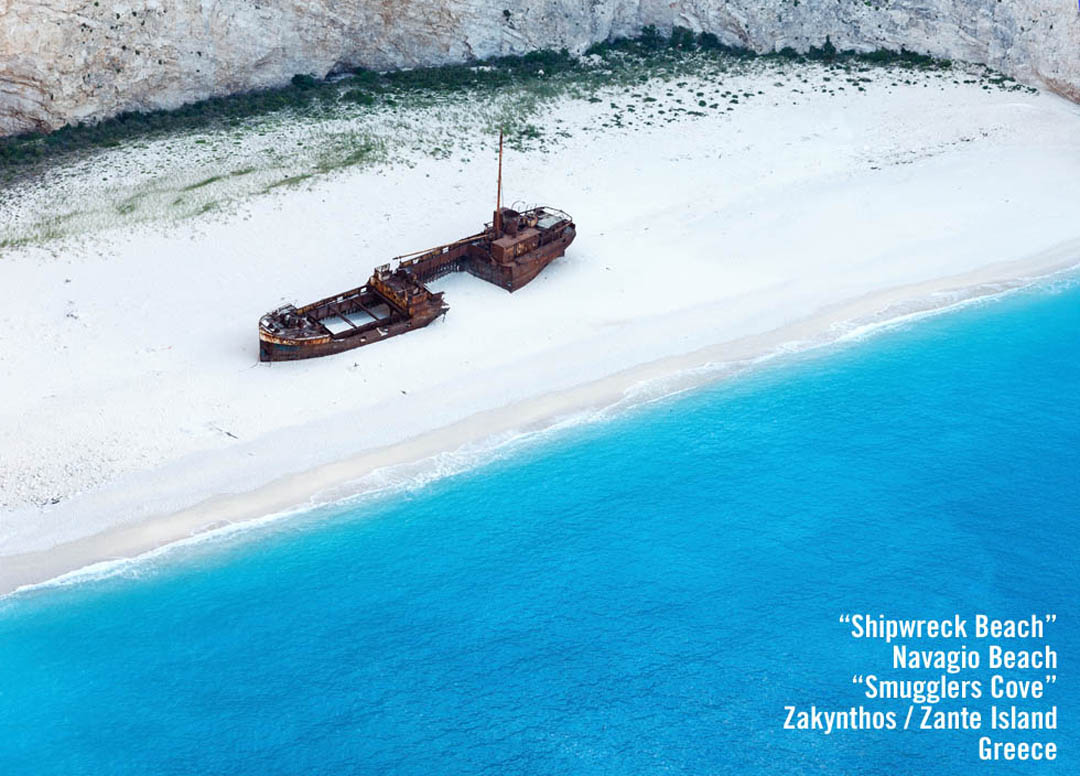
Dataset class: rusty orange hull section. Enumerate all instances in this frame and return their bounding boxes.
[259,299,445,362]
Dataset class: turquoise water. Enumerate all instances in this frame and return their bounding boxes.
[1,279,1077,775]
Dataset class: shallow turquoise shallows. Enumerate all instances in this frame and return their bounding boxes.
[1,278,1077,775]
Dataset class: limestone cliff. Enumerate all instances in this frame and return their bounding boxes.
[1,1,1078,135]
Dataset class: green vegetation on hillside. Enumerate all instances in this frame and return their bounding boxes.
[1,27,1023,181]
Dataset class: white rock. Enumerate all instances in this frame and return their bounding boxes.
[0,1,1078,134]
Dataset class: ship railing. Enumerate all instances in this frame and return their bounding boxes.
[532,205,572,223]
[390,231,487,271]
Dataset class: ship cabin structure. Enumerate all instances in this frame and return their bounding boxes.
[258,133,575,362]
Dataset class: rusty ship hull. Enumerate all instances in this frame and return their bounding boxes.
[259,205,575,362]
[258,283,448,362]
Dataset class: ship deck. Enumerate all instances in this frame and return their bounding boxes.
[259,206,574,360]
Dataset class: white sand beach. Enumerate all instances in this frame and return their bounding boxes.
[2,60,1080,594]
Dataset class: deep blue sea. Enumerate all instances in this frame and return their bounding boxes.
[1,278,1077,775]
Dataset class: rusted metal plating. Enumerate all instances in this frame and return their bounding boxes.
[258,133,575,362]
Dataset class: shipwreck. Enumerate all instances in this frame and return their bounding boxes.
[258,133,576,362]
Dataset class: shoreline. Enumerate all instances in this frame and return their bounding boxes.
[4,65,1080,600]
[3,248,1076,598]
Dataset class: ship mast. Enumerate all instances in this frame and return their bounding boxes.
[495,130,503,235]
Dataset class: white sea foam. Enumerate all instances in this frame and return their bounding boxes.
[7,263,1077,602]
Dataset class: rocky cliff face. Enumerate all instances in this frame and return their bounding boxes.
[2,1,1078,135]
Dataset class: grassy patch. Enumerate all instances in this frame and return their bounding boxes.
[0,26,1034,251]
[264,173,314,191]
[0,30,995,181]
[181,174,224,191]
